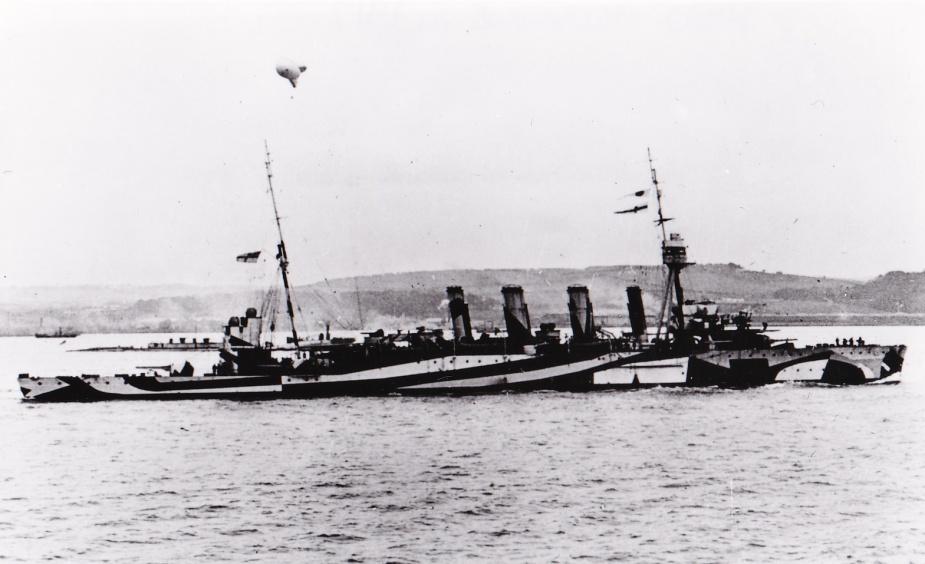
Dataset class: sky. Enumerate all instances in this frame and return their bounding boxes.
[1,0,923,289]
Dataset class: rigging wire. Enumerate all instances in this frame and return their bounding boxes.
[259,147,358,335]
[311,255,358,328]
[259,271,281,336]
[302,283,353,330]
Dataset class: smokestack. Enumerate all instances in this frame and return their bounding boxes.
[567,286,595,341]
[626,286,647,342]
[501,285,532,343]
[446,286,473,341]
[222,307,263,348]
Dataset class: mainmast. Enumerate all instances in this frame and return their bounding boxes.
[264,140,301,350]
[649,148,669,245]
[647,149,691,343]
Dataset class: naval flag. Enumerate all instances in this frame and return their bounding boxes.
[236,251,261,263]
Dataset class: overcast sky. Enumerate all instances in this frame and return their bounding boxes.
[1,0,923,289]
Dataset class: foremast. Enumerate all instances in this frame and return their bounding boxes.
[647,149,692,344]
[264,141,301,351]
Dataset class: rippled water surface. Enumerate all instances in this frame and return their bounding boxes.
[1,327,924,562]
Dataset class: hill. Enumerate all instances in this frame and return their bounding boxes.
[0,265,923,336]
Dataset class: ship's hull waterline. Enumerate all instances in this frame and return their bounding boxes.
[17,344,905,402]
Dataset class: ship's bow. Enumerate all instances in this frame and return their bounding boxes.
[881,345,906,379]
[18,374,86,402]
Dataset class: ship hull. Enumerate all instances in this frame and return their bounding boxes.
[282,352,624,397]
[17,374,282,402]
[17,344,904,402]
[16,352,608,401]
[18,350,622,401]
[592,344,906,388]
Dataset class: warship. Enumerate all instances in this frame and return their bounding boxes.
[16,149,906,401]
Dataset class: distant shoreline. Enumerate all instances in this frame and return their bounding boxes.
[2,314,924,338]
[2,264,922,336]
[748,314,925,327]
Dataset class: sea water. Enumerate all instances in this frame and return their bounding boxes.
[0,326,923,562]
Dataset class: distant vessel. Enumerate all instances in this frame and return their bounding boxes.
[146,337,219,350]
[34,327,79,339]
[16,149,906,401]
[71,337,221,353]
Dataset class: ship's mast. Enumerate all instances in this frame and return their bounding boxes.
[647,149,691,343]
[264,140,301,350]
[649,148,669,245]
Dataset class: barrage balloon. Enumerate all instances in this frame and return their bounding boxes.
[276,62,307,88]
